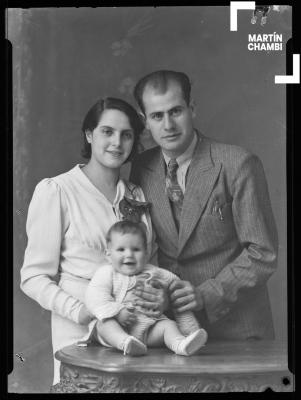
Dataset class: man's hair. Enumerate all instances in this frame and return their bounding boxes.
[106,220,147,249]
[133,70,192,114]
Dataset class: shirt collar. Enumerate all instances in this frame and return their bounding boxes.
[162,130,198,168]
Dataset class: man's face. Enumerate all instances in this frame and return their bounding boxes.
[142,82,195,158]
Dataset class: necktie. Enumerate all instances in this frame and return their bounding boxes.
[165,158,184,206]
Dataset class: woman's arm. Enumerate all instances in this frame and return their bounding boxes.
[20,179,91,324]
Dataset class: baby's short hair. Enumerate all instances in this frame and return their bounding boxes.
[106,220,147,249]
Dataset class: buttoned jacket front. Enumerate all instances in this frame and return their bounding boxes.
[130,133,278,340]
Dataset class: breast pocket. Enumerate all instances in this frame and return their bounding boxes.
[212,200,233,222]
[200,199,236,246]
[207,196,232,219]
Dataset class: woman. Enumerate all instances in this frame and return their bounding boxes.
[20,97,163,385]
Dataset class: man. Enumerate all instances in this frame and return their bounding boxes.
[130,70,278,340]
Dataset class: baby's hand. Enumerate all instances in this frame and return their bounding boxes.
[116,305,137,328]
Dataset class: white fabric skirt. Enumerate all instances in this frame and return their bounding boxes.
[51,275,92,385]
[51,312,90,384]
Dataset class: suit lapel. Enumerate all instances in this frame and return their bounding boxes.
[146,150,179,249]
[178,136,221,254]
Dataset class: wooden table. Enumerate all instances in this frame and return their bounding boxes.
[51,341,293,393]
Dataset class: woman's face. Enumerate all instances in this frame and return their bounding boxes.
[86,109,135,169]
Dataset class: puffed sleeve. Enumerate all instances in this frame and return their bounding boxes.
[20,179,85,323]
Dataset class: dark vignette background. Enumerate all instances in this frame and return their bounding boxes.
[7,6,291,392]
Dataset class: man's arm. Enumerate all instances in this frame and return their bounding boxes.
[170,153,278,323]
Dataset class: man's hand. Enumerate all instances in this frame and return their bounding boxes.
[133,280,169,318]
[78,304,94,325]
[169,280,203,313]
[116,305,137,328]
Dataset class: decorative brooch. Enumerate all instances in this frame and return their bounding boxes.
[119,196,151,223]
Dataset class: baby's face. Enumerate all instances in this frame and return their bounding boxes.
[107,232,147,276]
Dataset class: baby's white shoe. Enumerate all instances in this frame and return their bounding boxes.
[122,336,147,356]
[175,329,208,356]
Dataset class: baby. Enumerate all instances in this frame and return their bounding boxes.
[85,220,207,356]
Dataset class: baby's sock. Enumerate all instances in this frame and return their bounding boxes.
[174,311,200,336]
[170,329,208,356]
[120,335,147,356]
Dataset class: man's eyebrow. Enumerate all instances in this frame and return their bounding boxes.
[149,111,163,116]
[149,106,183,116]
[169,105,183,111]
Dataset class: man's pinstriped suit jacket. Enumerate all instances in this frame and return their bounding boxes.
[130,133,278,340]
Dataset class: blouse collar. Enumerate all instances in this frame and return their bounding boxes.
[74,164,125,205]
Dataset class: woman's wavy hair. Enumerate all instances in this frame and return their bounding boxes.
[81,97,144,163]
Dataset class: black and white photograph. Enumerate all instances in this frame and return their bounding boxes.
[7,5,294,393]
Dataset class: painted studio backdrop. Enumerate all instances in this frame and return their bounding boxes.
[9,6,290,391]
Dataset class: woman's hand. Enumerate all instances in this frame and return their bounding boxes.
[133,280,169,318]
[78,304,94,325]
[116,305,137,328]
[169,280,203,313]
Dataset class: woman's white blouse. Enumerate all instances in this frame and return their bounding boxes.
[20,164,153,324]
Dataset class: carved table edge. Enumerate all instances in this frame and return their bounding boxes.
[50,363,294,393]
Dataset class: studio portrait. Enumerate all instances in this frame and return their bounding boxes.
[8,5,293,393]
